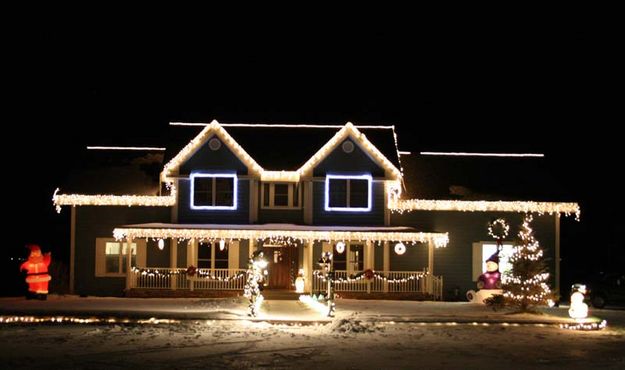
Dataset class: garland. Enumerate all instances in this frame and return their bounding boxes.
[313,269,426,283]
[131,266,246,281]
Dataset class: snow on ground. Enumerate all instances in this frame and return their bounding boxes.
[1,296,624,369]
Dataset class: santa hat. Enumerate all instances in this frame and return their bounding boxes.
[486,251,499,264]
[26,244,41,252]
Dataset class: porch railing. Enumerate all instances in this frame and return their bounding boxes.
[131,267,247,291]
[312,270,444,300]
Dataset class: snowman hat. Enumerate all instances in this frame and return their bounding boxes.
[26,244,41,252]
[486,251,499,264]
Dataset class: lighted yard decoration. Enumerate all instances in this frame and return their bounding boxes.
[318,251,336,317]
[244,250,267,317]
[502,214,553,312]
[19,245,52,300]
[295,269,305,293]
[467,251,504,304]
[568,284,588,319]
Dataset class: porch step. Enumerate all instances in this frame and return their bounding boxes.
[262,290,300,300]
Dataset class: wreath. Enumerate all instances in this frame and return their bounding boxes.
[488,218,510,245]
[364,269,374,280]
[186,265,197,277]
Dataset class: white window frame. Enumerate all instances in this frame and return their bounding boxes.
[260,182,302,209]
[324,174,372,212]
[471,241,514,281]
[95,238,146,277]
[190,173,238,210]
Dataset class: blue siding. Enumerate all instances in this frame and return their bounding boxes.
[313,139,385,177]
[179,135,248,175]
[178,178,250,224]
[75,206,171,297]
[313,181,385,226]
[391,212,556,300]
[258,208,303,224]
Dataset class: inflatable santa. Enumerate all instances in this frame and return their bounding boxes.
[20,244,51,300]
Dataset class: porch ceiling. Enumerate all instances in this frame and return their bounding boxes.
[113,223,449,247]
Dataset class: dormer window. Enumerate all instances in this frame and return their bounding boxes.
[261,182,301,209]
[190,173,237,210]
[325,174,372,212]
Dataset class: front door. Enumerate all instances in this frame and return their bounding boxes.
[267,247,295,289]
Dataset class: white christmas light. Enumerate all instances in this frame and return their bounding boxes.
[335,241,346,254]
[190,173,238,210]
[394,242,406,255]
[219,239,226,251]
[86,146,166,151]
[113,226,449,248]
[157,239,165,250]
[420,152,545,158]
[52,186,177,212]
[324,174,372,212]
[389,199,580,220]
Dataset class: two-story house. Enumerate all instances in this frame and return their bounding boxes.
[53,121,579,300]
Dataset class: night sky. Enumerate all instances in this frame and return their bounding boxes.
[4,19,622,294]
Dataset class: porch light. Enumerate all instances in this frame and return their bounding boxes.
[158,239,165,250]
[335,241,345,254]
[219,239,226,251]
[394,242,406,255]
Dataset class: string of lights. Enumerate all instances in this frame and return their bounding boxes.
[389,199,580,220]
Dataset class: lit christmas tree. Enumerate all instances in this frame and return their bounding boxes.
[502,214,553,312]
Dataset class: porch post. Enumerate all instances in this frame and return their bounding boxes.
[427,241,434,295]
[304,240,314,293]
[170,238,178,290]
[555,213,561,295]
[383,241,390,293]
[125,235,133,291]
[365,240,374,270]
[249,239,257,258]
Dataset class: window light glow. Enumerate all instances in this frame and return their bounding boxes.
[420,152,545,158]
[190,173,238,210]
[324,174,373,212]
[389,199,580,220]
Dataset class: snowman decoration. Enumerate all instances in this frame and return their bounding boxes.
[467,251,504,303]
[569,284,589,319]
[467,219,508,303]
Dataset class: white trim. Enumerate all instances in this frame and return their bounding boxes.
[95,238,145,277]
[260,182,302,210]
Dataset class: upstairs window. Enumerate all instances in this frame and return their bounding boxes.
[261,182,301,209]
[191,173,237,210]
[325,174,372,211]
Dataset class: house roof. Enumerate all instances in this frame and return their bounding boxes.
[400,153,575,202]
[162,122,402,174]
[59,150,163,195]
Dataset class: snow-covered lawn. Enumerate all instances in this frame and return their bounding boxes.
[1,295,624,369]
[1,316,624,369]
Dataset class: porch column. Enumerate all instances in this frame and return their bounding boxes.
[365,240,374,270]
[125,235,133,290]
[170,238,178,290]
[249,238,257,258]
[555,213,561,295]
[304,240,314,293]
[427,241,434,295]
[383,241,390,293]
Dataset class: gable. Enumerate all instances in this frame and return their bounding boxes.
[179,135,248,175]
[313,138,385,177]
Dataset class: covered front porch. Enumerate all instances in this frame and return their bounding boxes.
[113,223,448,300]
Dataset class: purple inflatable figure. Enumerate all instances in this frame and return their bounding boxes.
[477,251,502,290]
